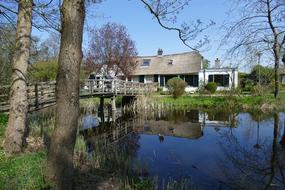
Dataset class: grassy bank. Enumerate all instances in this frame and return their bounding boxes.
[0,113,48,190]
[0,114,8,144]
[0,108,137,190]
[156,91,285,112]
[0,150,47,189]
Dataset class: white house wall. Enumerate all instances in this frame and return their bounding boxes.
[130,69,238,92]
[198,69,238,91]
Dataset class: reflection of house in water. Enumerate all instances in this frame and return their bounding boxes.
[199,111,237,128]
[81,110,237,147]
[138,120,203,139]
[137,110,236,140]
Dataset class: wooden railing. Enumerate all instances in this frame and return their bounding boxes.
[0,79,158,112]
[81,79,158,96]
[0,81,57,112]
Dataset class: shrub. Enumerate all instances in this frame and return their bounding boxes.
[241,79,254,92]
[167,77,187,98]
[205,82,217,93]
[28,59,58,82]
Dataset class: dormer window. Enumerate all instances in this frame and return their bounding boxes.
[141,59,150,66]
[168,59,173,65]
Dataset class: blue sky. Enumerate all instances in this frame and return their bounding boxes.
[83,0,232,66]
[33,0,232,67]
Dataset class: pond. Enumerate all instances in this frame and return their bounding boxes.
[80,109,285,190]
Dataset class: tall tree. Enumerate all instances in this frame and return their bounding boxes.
[3,0,33,153]
[1,0,61,153]
[45,0,85,189]
[86,22,137,77]
[223,0,285,97]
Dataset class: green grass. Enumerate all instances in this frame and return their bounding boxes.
[0,114,8,147]
[0,113,50,190]
[0,150,48,190]
[156,91,285,112]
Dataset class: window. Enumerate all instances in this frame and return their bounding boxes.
[208,74,229,87]
[165,75,177,85]
[141,59,150,66]
[133,76,139,82]
[154,75,159,83]
[185,75,198,87]
[160,75,165,86]
[145,75,154,83]
[179,75,185,81]
[168,59,173,65]
[139,75,144,83]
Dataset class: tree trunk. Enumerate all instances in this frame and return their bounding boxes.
[274,59,279,98]
[3,0,33,153]
[45,0,85,189]
[273,46,280,98]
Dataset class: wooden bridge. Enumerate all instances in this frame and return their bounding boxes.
[0,79,158,112]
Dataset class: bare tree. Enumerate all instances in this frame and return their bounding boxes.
[86,22,138,77]
[3,0,33,153]
[140,0,215,51]
[0,0,60,31]
[222,0,285,97]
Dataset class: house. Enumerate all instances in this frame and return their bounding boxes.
[128,49,238,92]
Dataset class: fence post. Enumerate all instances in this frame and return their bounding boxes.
[102,79,105,93]
[115,80,117,95]
[35,83,39,109]
[124,81,127,95]
[90,80,93,95]
[112,79,115,93]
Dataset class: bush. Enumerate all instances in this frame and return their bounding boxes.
[167,77,187,98]
[205,82,217,93]
[240,79,254,92]
[28,59,58,82]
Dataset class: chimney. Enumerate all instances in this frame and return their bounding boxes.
[157,48,163,56]
[214,58,221,68]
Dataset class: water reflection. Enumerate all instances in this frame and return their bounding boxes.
[218,113,285,189]
[79,109,285,190]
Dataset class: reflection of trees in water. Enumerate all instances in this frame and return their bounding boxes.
[87,120,142,177]
[249,111,273,122]
[218,113,285,189]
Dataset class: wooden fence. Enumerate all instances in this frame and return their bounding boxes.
[0,79,158,112]
[0,82,57,112]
